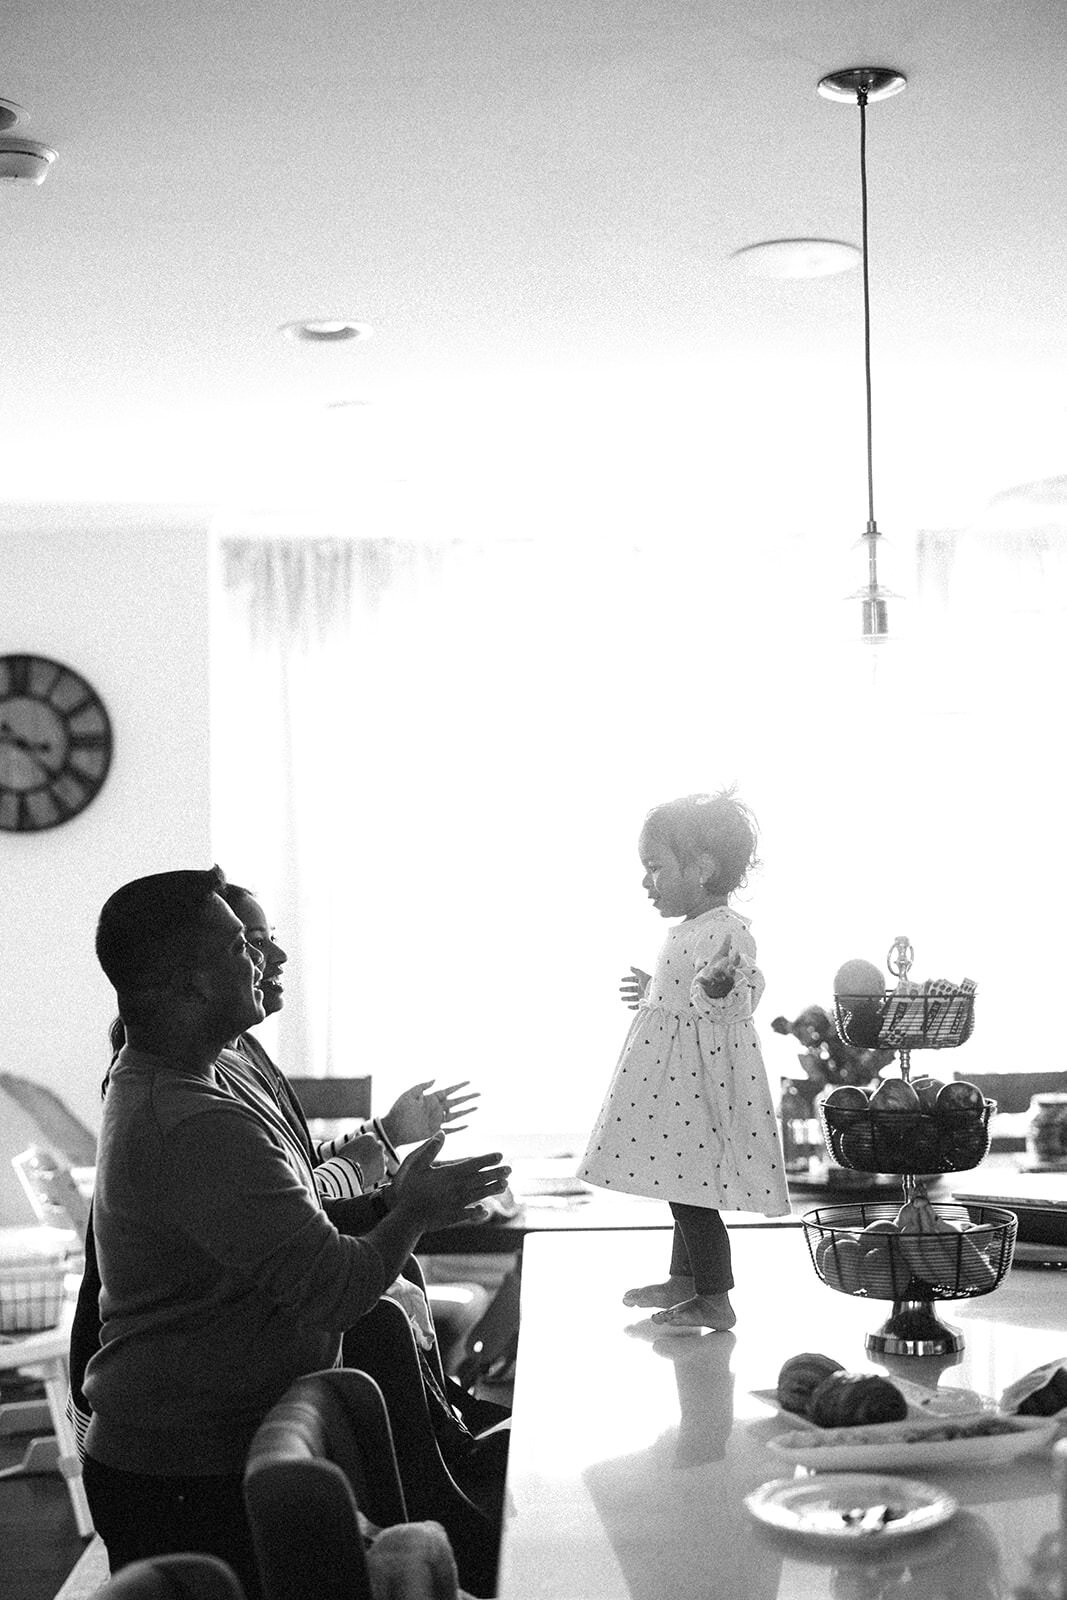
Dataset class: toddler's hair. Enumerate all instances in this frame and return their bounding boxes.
[643,790,759,895]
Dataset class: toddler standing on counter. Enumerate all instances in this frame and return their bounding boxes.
[579,791,789,1330]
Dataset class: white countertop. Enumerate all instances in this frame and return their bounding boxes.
[499,1228,1067,1599]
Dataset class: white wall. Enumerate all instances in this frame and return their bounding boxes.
[0,506,212,1224]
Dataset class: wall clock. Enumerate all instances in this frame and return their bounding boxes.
[0,654,113,832]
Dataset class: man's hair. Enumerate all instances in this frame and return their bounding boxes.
[95,866,228,1000]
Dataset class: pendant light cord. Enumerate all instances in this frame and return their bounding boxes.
[858,86,876,532]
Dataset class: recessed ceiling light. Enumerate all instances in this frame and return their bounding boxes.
[729,239,860,280]
[279,320,373,344]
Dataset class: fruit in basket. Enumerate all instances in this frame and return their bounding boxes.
[941,1119,990,1167]
[894,1193,972,1283]
[822,1085,869,1111]
[833,960,886,997]
[776,1351,845,1416]
[869,1078,921,1112]
[911,1075,944,1112]
[833,961,887,1047]
[807,1371,907,1428]
[815,1234,863,1292]
[936,1080,985,1114]
[859,1235,910,1298]
[894,1191,941,1233]
[835,1001,885,1048]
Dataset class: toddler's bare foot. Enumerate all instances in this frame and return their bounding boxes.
[622,1275,694,1309]
[650,1293,736,1332]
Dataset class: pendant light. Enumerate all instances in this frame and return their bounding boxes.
[818,66,907,640]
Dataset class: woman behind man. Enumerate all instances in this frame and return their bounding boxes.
[80,867,509,1599]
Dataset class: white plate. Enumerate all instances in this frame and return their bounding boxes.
[767,1413,1058,1472]
[751,1380,995,1427]
[745,1474,956,1541]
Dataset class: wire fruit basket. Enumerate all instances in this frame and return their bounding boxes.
[835,981,976,1052]
[818,1100,994,1174]
[802,937,1008,1356]
[803,1200,1016,1294]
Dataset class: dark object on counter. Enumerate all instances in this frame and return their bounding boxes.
[1015,1368,1067,1416]
[807,1372,907,1429]
[776,1352,845,1417]
[1026,1094,1067,1170]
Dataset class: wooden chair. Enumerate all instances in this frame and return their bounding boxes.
[340,1272,504,1596]
[0,1314,93,1536]
[284,1078,372,1126]
[958,1071,1066,1114]
[243,1368,406,1600]
[89,1553,246,1600]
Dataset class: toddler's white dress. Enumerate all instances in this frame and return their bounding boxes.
[579,906,790,1214]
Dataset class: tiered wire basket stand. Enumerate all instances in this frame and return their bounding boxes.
[800,937,1017,1357]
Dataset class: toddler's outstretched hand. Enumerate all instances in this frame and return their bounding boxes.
[699,950,741,1001]
[620,966,651,1009]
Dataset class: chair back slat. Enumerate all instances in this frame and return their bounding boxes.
[90,1554,246,1600]
[285,1078,372,1123]
[244,1369,407,1600]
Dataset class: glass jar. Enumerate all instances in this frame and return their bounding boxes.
[1026,1094,1067,1170]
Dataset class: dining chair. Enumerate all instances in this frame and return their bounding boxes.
[0,1313,94,1536]
[340,1278,503,1595]
[88,1553,247,1600]
[12,1144,92,1242]
[284,1077,372,1126]
[957,1070,1065,1114]
[243,1367,406,1600]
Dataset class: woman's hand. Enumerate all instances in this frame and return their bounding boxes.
[620,967,651,1009]
[332,1131,387,1189]
[381,1080,480,1147]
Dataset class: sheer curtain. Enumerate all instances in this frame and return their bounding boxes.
[211,493,1067,1152]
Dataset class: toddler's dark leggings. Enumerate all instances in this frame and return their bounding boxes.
[668,1202,734,1296]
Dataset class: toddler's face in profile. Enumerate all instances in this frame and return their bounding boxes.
[639,825,707,921]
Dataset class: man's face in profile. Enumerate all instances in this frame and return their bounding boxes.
[189,893,266,1038]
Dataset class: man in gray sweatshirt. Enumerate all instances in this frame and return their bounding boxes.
[82,865,509,1597]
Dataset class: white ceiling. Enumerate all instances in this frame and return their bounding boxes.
[1,0,1064,539]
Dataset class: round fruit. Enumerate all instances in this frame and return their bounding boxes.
[836,997,886,1048]
[940,1123,989,1167]
[911,1076,943,1112]
[822,1085,869,1111]
[869,1078,921,1112]
[833,959,886,997]
[776,1351,845,1416]
[859,1239,909,1298]
[861,1218,900,1234]
[808,1372,907,1428]
[819,1236,862,1292]
[936,1079,985,1113]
